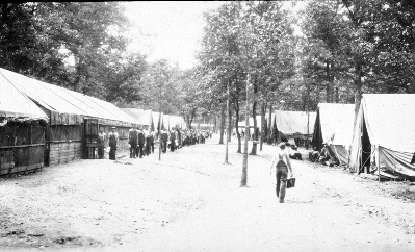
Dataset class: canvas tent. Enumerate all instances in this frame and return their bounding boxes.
[312,103,355,165]
[121,108,153,127]
[275,110,316,146]
[349,94,415,179]
[162,115,170,130]
[169,116,182,129]
[152,111,163,131]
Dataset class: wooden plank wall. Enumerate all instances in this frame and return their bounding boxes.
[49,141,82,166]
[0,146,45,176]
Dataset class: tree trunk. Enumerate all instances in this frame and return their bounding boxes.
[250,100,257,155]
[260,101,265,151]
[326,61,331,103]
[228,99,232,143]
[234,101,241,153]
[354,58,363,127]
[219,102,226,144]
[267,103,272,145]
[241,73,250,186]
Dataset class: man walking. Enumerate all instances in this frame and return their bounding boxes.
[270,143,293,203]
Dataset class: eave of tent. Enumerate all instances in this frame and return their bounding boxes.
[318,103,355,147]
[275,110,316,136]
[0,68,86,115]
[86,96,139,125]
[0,70,48,121]
[0,68,139,126]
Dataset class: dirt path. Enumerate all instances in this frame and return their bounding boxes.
[1,135,414,251]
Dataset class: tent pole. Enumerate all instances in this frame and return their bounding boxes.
[378,145,380,182]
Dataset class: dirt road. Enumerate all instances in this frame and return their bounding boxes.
[1,135,414,251]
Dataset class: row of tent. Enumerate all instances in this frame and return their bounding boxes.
[0,67,185,176]
[120,108,186,131]
[237,94,415,180]
[312,94,415,180]
[238,110,316,145]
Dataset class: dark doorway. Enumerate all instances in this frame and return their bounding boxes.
[361,117,371,174]
[83,119,99,159]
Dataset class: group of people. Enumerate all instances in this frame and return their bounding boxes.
[128,125,156,159]
[96,125,213,160]
[309,144,340,167]
[159,128,212,152]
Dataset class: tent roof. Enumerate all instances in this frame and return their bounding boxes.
[360,94,415,153]
[0,68,138,125]
[0,70,48,121]
[275,110,316,135]
[121,108,152,126]
[318,103,355,146]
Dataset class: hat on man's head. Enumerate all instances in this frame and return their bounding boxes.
[111,126,116,129]
[278,143,286,149]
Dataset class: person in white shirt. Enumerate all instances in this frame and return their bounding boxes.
[289,145,303,160]
[270,143,293,203]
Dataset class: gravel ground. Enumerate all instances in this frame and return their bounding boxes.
[0,134,414,251]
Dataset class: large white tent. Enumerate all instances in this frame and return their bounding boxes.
[275,110,316,136]
[121,108,153,127]
[312,103,355,165]
[349,94,415,178]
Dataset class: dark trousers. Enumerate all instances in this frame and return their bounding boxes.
[171,142,175,152]
[289,153,303,160]
[98,144,104,159]
[162,141,167,153]
[146,138,151,155]
[276,161,288,202]
[130,144,137,158]
[137,144,144,157]
[109,145,116,160]
[151,143,154,153]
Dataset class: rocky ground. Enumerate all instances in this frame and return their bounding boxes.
[0,134,414,251]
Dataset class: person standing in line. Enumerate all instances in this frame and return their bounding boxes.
[97,127,106,159]
[170,128,176,152]
[161,129,168,153]
[177,128,182,149]
[144,125,151,156]
[128,128,138,158]
[270,143,293,203]
[137,127,145,158]
[108,127,118,160]
[150,130,155,153]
